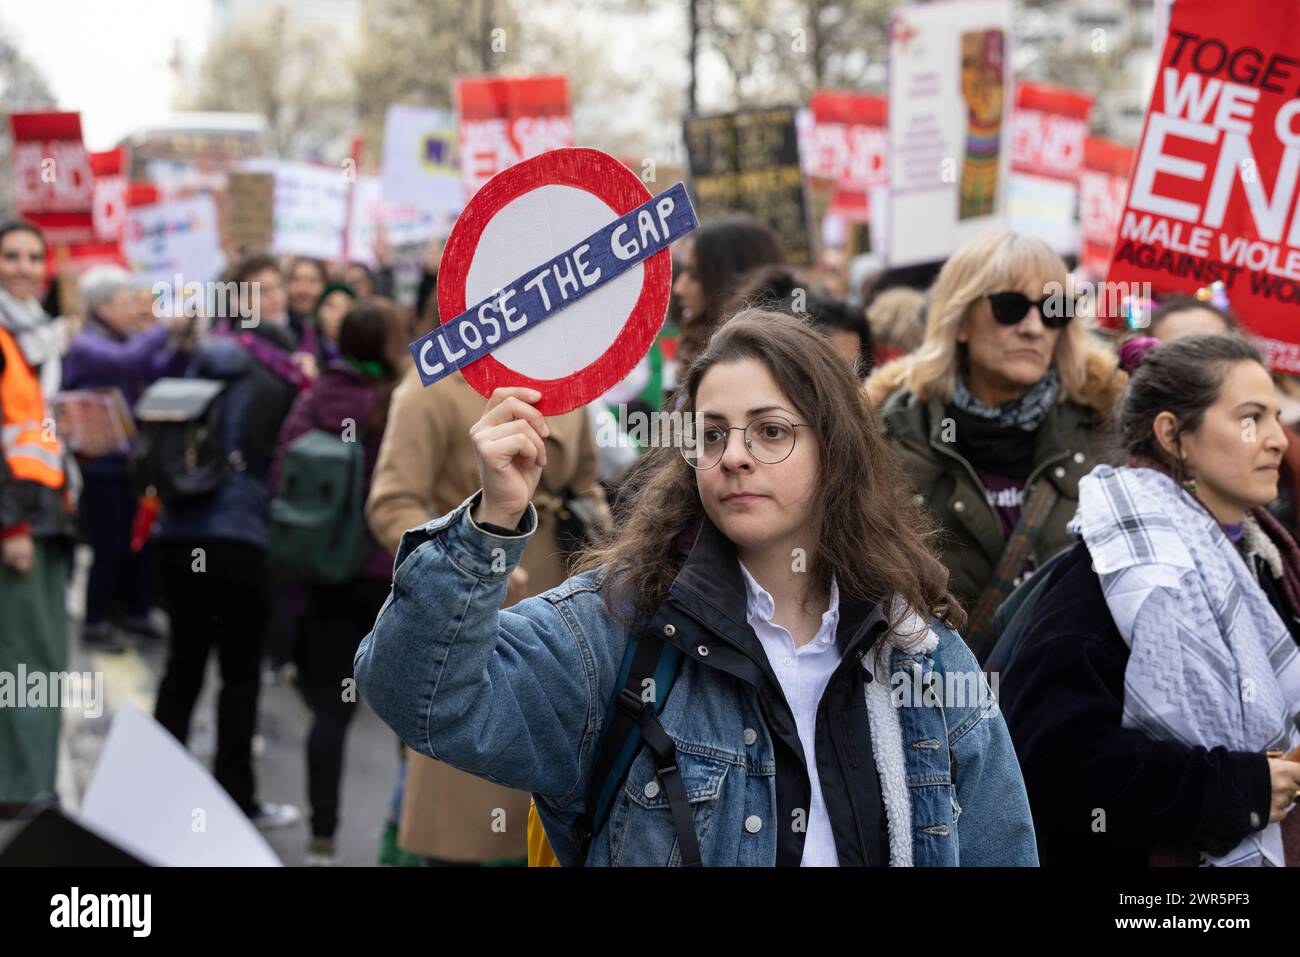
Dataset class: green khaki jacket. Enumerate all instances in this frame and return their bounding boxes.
[879,387,1117,616]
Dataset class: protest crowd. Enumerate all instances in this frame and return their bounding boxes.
[6,0,1300,875]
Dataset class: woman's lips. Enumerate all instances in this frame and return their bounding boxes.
[722,493,766,504]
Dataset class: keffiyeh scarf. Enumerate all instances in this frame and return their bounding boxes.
[1070,464,1300,866]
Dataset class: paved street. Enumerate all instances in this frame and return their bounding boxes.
[0,547,399,866]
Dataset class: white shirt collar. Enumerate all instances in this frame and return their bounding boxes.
[737,560,841,645]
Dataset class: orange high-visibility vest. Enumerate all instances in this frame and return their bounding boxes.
[0,325,65,490]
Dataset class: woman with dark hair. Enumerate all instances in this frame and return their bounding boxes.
[725,264,874,379]
[0,220,76,817]
[270,297,407,865]
[1147,292,1236,342]
[286,257,328,334]
[672,215,783,369]
[308,281,356,363]
[355,308,1036,867]
[1000,334,1300,867]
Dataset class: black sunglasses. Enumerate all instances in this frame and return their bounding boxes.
[985,291,1074,329]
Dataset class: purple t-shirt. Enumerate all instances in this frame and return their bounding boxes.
[976,467,1025,540]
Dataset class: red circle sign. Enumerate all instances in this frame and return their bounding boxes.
[437,148,671,416]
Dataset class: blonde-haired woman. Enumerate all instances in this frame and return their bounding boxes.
[865,231,1127,657]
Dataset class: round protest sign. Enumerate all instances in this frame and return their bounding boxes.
[419,147,696,415]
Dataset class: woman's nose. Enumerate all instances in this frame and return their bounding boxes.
[719,429,754,470]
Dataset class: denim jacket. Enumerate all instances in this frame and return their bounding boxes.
[354,493,1038,867]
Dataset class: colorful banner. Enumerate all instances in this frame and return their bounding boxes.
[1007,82,1093,254]
[1079,137,1134,280]
[380,105,462,243]
[455,75,573,199]
[804,91,889,222]
[9,111,95,244]
[684,107,814,265]
[1106,0,1300,370]
[122,194,225,287]
[887,0,1013,265]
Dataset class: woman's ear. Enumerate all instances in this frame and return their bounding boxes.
[1152,410,1181,459]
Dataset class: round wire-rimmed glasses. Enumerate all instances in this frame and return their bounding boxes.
[678,415,811,470]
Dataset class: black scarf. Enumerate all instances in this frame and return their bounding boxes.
[945,402,1037,480]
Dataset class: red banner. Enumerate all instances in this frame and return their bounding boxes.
[1079,137,1134,280]
[1107,0,1300,370]
[807,91,888,220]
[1010,82,1092,182]
[9,111,95,244]
[89,147,127,243]
[455,75,573,199]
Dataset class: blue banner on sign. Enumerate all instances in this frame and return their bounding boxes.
[410,180,698,387]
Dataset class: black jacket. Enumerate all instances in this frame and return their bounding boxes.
[998,541,1276,866]
[665,515,893,866]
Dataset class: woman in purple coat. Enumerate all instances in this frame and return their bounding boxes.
[62,266,190,651]
[269,297,407,865]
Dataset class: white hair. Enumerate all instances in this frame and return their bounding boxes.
[78,265,133,314]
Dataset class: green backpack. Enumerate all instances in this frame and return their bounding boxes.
[270,429,370,584]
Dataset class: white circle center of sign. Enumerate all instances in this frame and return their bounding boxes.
[464,184,645,382]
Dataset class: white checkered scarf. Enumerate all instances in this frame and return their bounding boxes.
[1069,464,1300,866]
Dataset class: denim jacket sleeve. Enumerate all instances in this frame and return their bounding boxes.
[935,623,1040,866]
[353,492,603,805]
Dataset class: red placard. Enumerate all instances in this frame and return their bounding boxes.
[807,91,888,221]
[1107,0,1300,370]
[437,148,671,416]
[1010,82,1093,182]
[455,75,574,200]
[89,147,127,243]
[1079,137,1134,283]
[9,111,95,244]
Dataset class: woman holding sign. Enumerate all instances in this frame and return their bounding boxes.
[355,309,1037,867]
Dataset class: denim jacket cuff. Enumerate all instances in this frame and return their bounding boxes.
[396,491,536,580]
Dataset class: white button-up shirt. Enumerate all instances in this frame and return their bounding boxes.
[738,560,842,867]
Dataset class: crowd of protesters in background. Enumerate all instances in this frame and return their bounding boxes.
[4,205,1300,868]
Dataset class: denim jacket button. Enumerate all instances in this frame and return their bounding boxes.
[743,727,758,746]
[663,624,676,637]
[644,779,660,799]
[744,815,762,834]
[697,644,710,657]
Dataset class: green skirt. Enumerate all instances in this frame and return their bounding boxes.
[0,539,69,804]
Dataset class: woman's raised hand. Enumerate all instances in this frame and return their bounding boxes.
[470,387,550,530]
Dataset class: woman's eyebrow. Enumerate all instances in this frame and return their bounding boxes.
[1235,401,1269,412]
[698,405,792,421]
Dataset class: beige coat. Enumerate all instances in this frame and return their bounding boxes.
[366,369,609,861]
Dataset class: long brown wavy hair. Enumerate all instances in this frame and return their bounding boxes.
[576,308,966,640]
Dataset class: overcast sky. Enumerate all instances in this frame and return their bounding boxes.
[3,0,213,150]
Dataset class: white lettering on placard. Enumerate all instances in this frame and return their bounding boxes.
[499,288,526,331]
[419,339,445,377]
[523,270,552,310]
[572,243,601,285]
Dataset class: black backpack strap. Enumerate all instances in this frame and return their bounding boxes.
[574,624,696,865]
[624,688,702,867]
